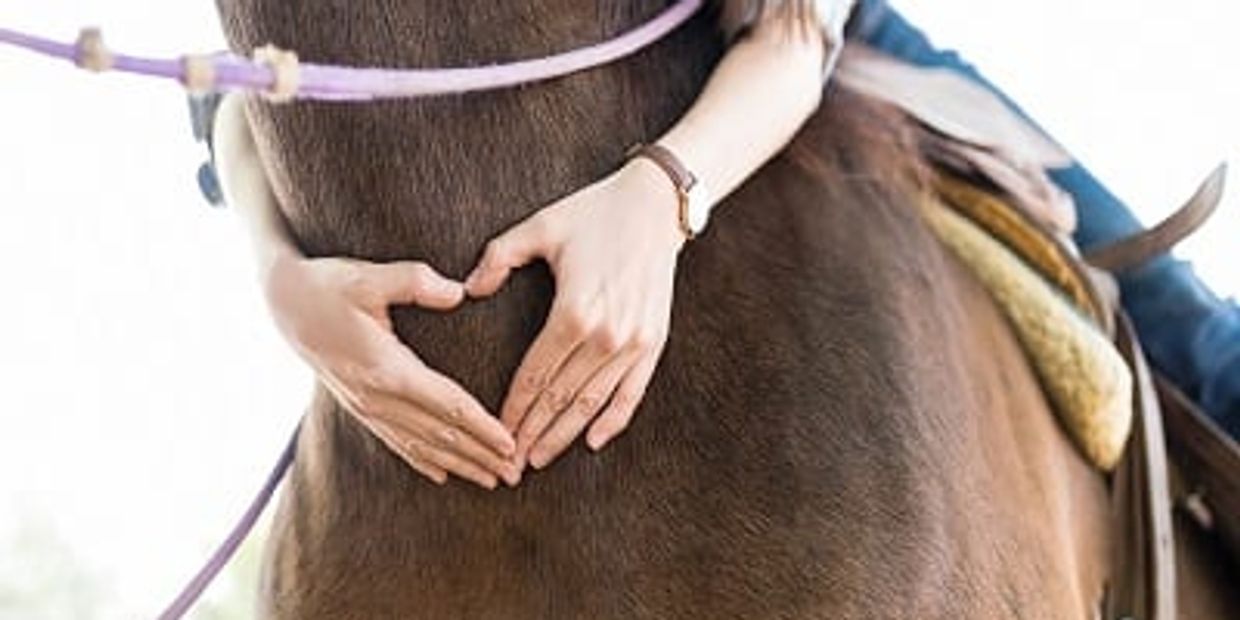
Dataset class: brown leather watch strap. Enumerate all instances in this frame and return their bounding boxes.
[629,143,696,190]
[627,142,698,239]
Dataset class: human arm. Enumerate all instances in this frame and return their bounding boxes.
[212,94,520,488]
[464,2,852,470]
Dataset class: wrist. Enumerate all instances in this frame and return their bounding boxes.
[624,142,712,243]
[617,156,689,251]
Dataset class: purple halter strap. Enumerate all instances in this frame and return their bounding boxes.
[0,0,703,102]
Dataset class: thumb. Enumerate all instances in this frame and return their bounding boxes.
[465,215,551,298]
[365,261,465,311]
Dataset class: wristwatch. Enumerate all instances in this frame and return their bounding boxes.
[626,142,711,240]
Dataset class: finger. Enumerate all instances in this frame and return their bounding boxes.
[499,298,593,432]
[515,335,617,459]
[391,362,517,458]
[364,408,499,489]
[370,394,522,486]
[363,416,448,485]
[528,349,638,469]
[366,261,464,310]
[586,352,660,451]
[319,372,368,420]
[464,214,552,298]
[407,436,500,490]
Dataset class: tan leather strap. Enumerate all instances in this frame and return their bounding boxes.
[1109,313,1177,620]
[1156,374,1240,562]
[1085,163,1227,274]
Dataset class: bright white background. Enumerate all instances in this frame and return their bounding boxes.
[0,1,1237,618]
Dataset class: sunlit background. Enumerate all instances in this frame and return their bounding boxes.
[1,1,1237,618]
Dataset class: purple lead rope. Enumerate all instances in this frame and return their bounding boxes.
[0,0,702,102]
[157,424,298,620]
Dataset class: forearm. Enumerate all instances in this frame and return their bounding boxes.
[213,94,302,282]
[656,13,832,209]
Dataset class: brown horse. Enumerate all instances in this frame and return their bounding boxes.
[213,1,1222,617]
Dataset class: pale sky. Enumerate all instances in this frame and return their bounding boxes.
[0,1,1237,618]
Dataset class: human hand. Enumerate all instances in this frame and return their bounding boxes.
[264,254,520,488]
[464,157,685,470]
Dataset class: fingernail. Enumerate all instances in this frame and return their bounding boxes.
[480,476,498,490]
[503,468,521,487]
[587,434,605,452]
[529,451,547,470]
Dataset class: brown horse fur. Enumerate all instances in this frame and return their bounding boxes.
[216,1,1116,617]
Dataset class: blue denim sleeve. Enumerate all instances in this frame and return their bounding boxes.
[849,1,1240,436]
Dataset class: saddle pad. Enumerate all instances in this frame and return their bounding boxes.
[933,174,1113,334]
[919,187,1133,470]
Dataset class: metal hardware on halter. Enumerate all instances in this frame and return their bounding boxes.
[251,44,300,102]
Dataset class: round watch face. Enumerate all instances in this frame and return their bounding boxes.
[686,182,711,235]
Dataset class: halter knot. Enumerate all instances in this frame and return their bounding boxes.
[252,44,300,102]
[181,54,217,95]
[74,27,113,72]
